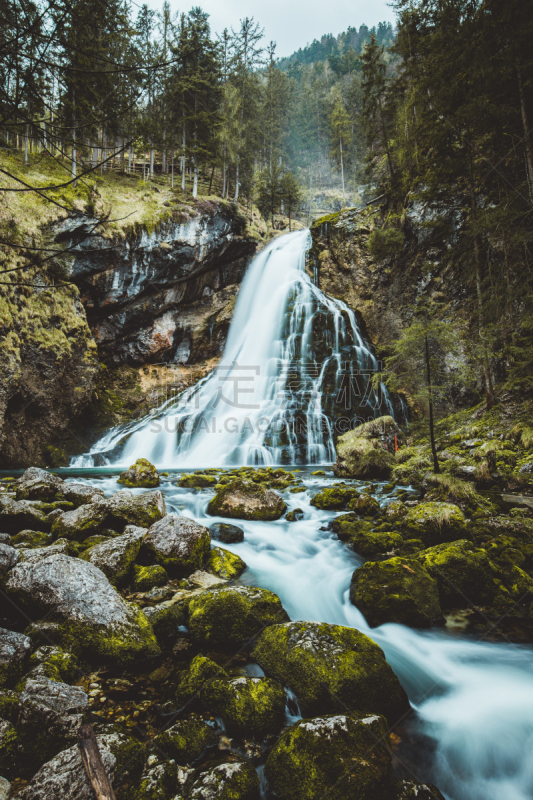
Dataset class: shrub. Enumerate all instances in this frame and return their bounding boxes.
[367,228,404,260]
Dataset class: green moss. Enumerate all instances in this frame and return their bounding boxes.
[310,484,360,510]
[252,621,409,721]
[143,600,186,641]
[350,557,442,627]
[264,713,394,800]
[0,690,20,722]
[337,522,403,557]
[205,546,246,580]
[10,530,52,549]
[203,676,285,737]
[416,540,499,608]
[177,654,229,707]
[188,759,261,800]
[178,472,218,488]
[26,646,79,683]
[402,502,467,545]
[188,585,289,648]
[151,718,217,764]
[134,760,177,800]
[51,504,107,541]
[132,564,168,592]
[348,494,381,516]
[118,458,160,488]
[0,719,18,779]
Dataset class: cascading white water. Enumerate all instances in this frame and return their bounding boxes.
[73,230,395,468]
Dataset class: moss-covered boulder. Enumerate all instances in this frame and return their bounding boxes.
[0,497,48,534]
[134,759,177,800]
[0,718,18,779]
[203,676,285,737]
[176,654,229,707]
[416,540,499,608]
[104,489,167,530]
[132,564,168,592]
[402,502,467,546]
[205,546,246,580]
[286,508,304,522]
[51,503,107,541]
[310,485,360,510]
[178,472,218,488]
[142,514,210,577]
[10,530,52,549]
[336,519,403,557]
[14,468,64,502]
[207,480,287,521]
[188,759,260,800]
[143,601,186,641]
[264,713,394,800]
[350,557,443,628]
[152,718,217,764]
[188,585,289,648]
[0,543,19,577]
[24,646,79,684]
[0,628,31,688]
[81,526,146,586]
[334,417,400,480]
[210,522,245,544]
[5,553,160,666]
[252,621,409,721]
[56,482,104,508]
[118,458,160,488]
[348,494,381,516]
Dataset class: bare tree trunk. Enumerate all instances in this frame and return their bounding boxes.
[234,158,240,202]
[425,334,440,474]
[517,58,533,200]
[339,137,346,206]
[149,146,154,179]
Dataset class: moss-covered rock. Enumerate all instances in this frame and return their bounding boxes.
[142,514,210,577]
[264,713,394,800]
[209,522,244,544]
[334,417,400,479]
[0,628,31,688]
[252,621,409,721]
[348,494,381,516]
[134,759,177,800]
[10,530,52,549]
[104,489,167,530]
[81,527,145,585]
[0,718,18,779]
[203,676,285,737]
[25,646,79,684]
[133,564,168,592]
[176,654,229,707]
[310,485,360,510]
[151,718,217,764]
[14,468,64,502]
[51,503,107,541]
[205,546,246,580]
[188,759,260,800]
[416,540,499,608]
[118,458,160,488]
[143,600,186,641]
[0,690,19,722]
[350,557,442,627]
[207,480,287,521]
[56,482,104,508]
[337,521,404,557]
[0,496,48,534]
[188,585,289,648]
[402,502,467,546]
[178,472,218,488]
[286,508,304,522]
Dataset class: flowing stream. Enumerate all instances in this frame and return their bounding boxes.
[72,230,533,798]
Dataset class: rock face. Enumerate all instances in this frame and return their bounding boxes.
[350,557,443,628]
[264,714,394,800]
[142,514,210,577]
[5,553,160,665]
[252,621,409,722]
[207,480,287,521]
[187,585,290,647]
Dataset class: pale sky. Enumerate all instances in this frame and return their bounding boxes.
[143,0,397,58]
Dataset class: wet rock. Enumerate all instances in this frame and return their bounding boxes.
[209,522,244,544]
[336,520,403,557]
[176,654,228,707]
[5,554,160,665]
[0,543,19,575]
[310,485,360,510]
[204,547,246,580]
[132,564,168,591]
[203,676,285,737]
[103,489,167,530]
[81,526,146,586]
[349,494,381,516]
[51,503,107,541]
[252,621,409,722]
[395,780,446,799]
[264,713,394,800]
[286,509,304,522]
[0,497,47,534]
[188,586,289,648]
[0,628,31,688]
[178,473,218,488]
[402,502,467,546]
[118,458,160,488]
[14,468,64,502]
[17,738,116,800]
[188,759,260,800]
[207,480,287,521]
[416,540,500,608]
[152,718,217,764]
[350,557,443,628]
[57,482,104,507]
[143,514,210,577]
[17,677,88,769]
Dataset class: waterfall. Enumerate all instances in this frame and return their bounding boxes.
[73,230,394,468]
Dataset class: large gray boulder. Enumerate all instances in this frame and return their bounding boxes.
[5,554,160,665]
[57,482,104,508]
[15,468,64,502]
[143,514,210,577]
[0,543,19,576]
[17,677,88,769]
[207,480,287,521]
[81,526,146,586]
[0,497,47,534]
[51,503,108,541]
[189,760,260,800]
[102,489,167,530]
[0,627,31,687]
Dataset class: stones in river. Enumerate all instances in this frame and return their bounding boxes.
[103,489,167,530]
[286,508,304,522]
[252,621,410,722]
[202,675,286,737]
[0,627,31,688]
[151,718,217,764]
[350,557,443,628]
[56,483,104,508]
[118,458,160,488]
[188,585,290,648]
[264,713,394,800]
[207,479,287,521]
[209,522,244,543]
[204,546,246,580]
[4,553,160,665]
[142,513,210,577]
[310,484,360,510]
